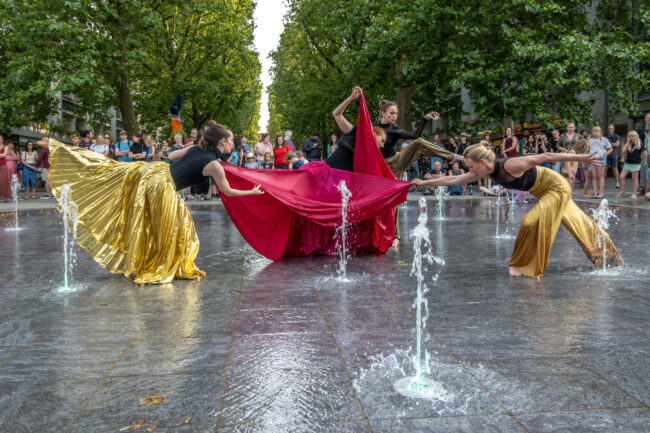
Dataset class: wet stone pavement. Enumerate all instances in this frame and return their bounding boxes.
[0,198,649,432]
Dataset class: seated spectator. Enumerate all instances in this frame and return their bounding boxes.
[244,152,257,169]
[423,160,446,194]
[447,161,465,195]
[261,152,274,169]
[286,152,298,169]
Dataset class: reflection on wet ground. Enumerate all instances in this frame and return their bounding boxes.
[0,199,649,432]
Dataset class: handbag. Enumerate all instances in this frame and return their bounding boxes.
[17,152,24,171]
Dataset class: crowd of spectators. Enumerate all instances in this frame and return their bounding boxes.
[410,114,650,201]
[1,114,648,202]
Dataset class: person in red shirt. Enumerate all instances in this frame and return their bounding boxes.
[503,127,519,157]
[273,135,291,169]
[36,139,51,198]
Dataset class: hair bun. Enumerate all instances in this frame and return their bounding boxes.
[207,120,218,128]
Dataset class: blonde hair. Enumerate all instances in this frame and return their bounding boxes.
[627,130,640,149]
[591,125,602,138]
[463,143,496,166]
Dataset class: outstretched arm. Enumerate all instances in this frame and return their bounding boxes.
[332,87,362,134]
[169,144,195,161]
[504,152,602,178]
[203,161,264,197]
[412,172,478,187]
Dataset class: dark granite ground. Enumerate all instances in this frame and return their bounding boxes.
[0,198,648,432]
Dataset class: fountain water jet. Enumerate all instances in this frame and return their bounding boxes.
[335,180,351,281]
[58,184,79,291]
[393,197,444,399]
[6,174,22,232]
[591,199,616,272]
[434,186,445,220]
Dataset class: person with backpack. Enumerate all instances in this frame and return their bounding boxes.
[114,130,132,162]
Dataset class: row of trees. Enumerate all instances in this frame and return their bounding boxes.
[268,0,649,141]
[0,0,262,137]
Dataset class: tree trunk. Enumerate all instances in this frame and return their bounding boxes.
[116,73,138,135]
[395,50,411,130]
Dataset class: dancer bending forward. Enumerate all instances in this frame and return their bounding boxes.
[41,121,263,284]
[413,144,623,279]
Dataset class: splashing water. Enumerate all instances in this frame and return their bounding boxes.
[503,190,517,238]
[393,197,445,398]
[335,180,352,281]
[495,193,501,238]
[591,199,616,272]
[58,185,79,291]
[6,174,22,231]
[434,186,446,220]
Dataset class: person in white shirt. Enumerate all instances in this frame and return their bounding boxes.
[588,126,612,198]
[90,134,109,156]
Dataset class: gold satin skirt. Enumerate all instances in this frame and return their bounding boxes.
[48,140,204,284]
[510,167,621,279]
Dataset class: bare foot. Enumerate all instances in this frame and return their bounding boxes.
[614,257,624,267]
[615,192,624,198]
[391,239,400,249]
[509,266,522,277]
[630,194,637,199]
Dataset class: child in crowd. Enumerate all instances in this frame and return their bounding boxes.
[261,152,274,169]
[296,150,309,166]
[617,131,646,199]
[244,152,258,169]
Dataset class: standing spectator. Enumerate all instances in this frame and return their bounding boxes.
[536,133,551,168]
[70,134,80,147]
[171,133,184,151]
[256,133,273,166]
[428,134,446,170]
[302,131,323,162]
[244,152,258,169]
[90,134,109,156]
[104,134,115,159]
[503,127,518,157]
[518,129,530,156]
[636,112,650,195]
[549,129,563,172]
[4,141,19,186]
[589,126,612,198]
[328,133,339,156]
[144,134,156,161]
[241,135,252,154]
[523,134,537,155]
[559,122,579,151]
[456,132,469,155]
[115,130,132,162]
[273,135,291,169]
[158,139,172,163]
[261,152,274,169]
[284,130,296,152]
[79,130,92,149]
[36,138,51,199]
[604,124,620,187]
[128,132,146,161]
[447,136,458,153]
[0,136,9,202]
[21,141,38,199]
[580,129,590,140]
[186,128,200,146]
[617,131,646,199]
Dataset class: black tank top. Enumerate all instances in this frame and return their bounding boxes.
[169,146,218,190]
[490,158,537,191]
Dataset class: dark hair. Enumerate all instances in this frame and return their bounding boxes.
[310,131,319,137]
[274,135,285,148]
[133,132,143,143]
[83,130,91,138]
[199,120,231,151]
[379,100,397,113]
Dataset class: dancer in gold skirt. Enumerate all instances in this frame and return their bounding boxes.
[413,144,624,279]
[40,121,263,284]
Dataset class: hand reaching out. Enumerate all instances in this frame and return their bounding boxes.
[424,111,441,121]
[350,87,362,100]
[250,185,264,195]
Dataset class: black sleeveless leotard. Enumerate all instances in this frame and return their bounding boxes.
[169,146,218,190]
[490,158,537,191]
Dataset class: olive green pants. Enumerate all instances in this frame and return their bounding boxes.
[385,138,456,239]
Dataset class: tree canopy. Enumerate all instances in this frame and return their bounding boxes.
[268,0,649,142]
[0,0,261,137]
